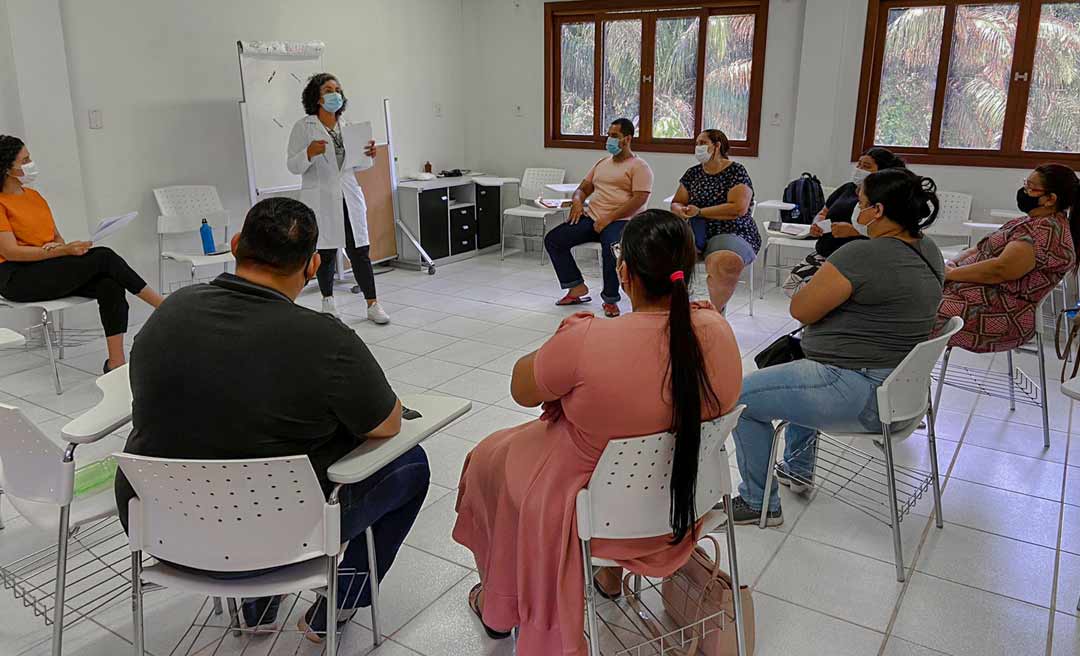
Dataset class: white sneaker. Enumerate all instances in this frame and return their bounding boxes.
[321,296,339,317]
[367,301,390,325]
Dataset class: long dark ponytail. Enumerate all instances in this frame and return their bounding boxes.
[1034,163,1080,260]
[619,210,720,544]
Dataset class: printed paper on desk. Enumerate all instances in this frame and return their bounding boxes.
[342,121,374,171]
[91,212,138,242]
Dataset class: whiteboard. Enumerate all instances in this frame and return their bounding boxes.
[237,40,325,200]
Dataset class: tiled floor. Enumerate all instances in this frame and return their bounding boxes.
[0,250,1078,655]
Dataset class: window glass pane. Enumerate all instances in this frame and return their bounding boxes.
[940,4,1019,149]
[702,14,755,141]
[1023,2,1080,153]
[653,16,699,139]
[560,22,596,136]
[603,19,642,132]
[873,6,946,147]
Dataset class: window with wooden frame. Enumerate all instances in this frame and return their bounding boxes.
[853,0,1080,168]
[544,1,770,155]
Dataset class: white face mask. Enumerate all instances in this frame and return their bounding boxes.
[15,160,38,184]
[853,205,878,236]
[694,145,712,164]
[851,166,870,185]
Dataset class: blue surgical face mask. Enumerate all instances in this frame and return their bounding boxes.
[322,92,344,114]
[605,136,622,156]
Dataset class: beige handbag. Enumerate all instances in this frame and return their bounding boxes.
[623,535,755,656]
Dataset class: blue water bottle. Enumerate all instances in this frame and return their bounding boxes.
[199,219,215,255]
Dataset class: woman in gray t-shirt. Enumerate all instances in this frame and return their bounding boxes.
[726,169,944,526]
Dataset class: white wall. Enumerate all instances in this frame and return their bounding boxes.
[462,0,807,212]
[0,1,23,137]
[58,0,467,285]
[463,0,1034,227]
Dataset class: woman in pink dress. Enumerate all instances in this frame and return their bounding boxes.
[453,209,743,655]
[934,164,1079,352]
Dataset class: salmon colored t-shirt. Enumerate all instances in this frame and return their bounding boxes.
[582,155,653,223]
[0,189,58,263]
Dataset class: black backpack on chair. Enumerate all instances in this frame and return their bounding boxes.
[781,172,825,224]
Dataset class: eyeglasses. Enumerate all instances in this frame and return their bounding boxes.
[1023,179,1047,194]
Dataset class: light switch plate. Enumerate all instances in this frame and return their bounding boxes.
[89,109,103,130]
[433,102,443,118]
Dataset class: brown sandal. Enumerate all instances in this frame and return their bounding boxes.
[468,583,512,640]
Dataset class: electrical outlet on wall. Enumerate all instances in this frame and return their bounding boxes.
[513,104,524,117]
[433,102,443,118]
[89,109,103,130]
[769,112,781,127]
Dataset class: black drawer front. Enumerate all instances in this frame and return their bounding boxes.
[476,185,501,249]
[451,206,477,255]
[419,189,449,260]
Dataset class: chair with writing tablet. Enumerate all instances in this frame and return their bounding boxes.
[153,185,235,293]
[501,168,566,264]
[0,297,96,394]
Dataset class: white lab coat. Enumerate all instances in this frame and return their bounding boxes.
[286,115,368,249]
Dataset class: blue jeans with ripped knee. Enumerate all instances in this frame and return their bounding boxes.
[732,359,894,512]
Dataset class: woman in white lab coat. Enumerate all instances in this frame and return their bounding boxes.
[287,72,389,323]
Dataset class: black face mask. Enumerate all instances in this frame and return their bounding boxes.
[1016,187,1043,214]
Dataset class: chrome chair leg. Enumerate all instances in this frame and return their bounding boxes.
[226,598,241,637]
[50,504,71,656]
[131,552,145,655]
[365,526,383,647]
[722,494,747,656]
[1006,350,1016,411]
[925,391,945,529]
[326,554,339,655]
[880,422,906,582]
[758,422,785,529]
[1036,329,1051,449]
[581,539,601,656]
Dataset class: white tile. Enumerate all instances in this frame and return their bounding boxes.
[350,320,414,345]
[882,637,951,656]
[504,311,568,333]
[700,522,786,588]
[470,324,549,350]
[755,535,903,631]
[1067,466,1080,507]
[912,478,1062,549]
[422,482,453,511]
[387,357,472,389]
[427,341,511,368]
[420,432,475,490]
[1056,551,1080,618]
[972,387,1070,432]
[963,414,1069,463]
[368,345,419,371]
[1053,611,1080,656]
[476,350,528,376]
[405,492,475,569]
[1063,503,1080,555]
[378,330,461,356]
[0,362,92,398]
[494,395,542,417]
[351,545,471,636]
[388,306,452,329]
[915,522,1055,607]
[392,574,517,656]
[427,316,500,339]
[435,370,512,405]
[950,443,1064,502]
[0,351,50,378]
[442,405,536,443]
[20,375,104,417]
[892,573,1049,656]
[792,496,930,566]
[750,593,885,656]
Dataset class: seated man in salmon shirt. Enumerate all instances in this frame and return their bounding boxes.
[543,118,653,318]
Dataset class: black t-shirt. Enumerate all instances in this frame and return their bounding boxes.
[114,273,397,528]
[815,182,868,258]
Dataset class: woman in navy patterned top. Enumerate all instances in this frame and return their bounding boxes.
[670,129,757,311]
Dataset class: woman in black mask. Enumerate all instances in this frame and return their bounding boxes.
[934,163,1079,352]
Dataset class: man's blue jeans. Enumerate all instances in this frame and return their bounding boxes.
[543,216,627,304]
[732,359,895,512]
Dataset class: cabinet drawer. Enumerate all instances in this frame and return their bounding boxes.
[451,206,476,255]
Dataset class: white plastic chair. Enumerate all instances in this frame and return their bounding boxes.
[576,406,747,656]
[0,365,133,656]
[0,297,97,394]
[153,186,235,292]
[118,453,373,656]
[501,168,566,263]
[760,318,964,582]
[924,191,973,239]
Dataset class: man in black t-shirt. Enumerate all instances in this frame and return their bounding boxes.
[114,197,429,642]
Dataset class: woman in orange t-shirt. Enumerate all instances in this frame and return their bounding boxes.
[0,135,163,372]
